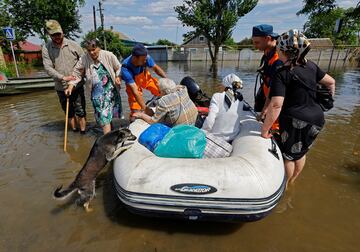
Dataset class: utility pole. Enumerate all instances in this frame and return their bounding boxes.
[93,5,97,31]
[175,26,179,45]
[97,1,107,50]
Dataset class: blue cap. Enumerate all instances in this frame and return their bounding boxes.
[252,24,279,38]
[132,44,148,56]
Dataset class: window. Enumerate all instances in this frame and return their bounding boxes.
[199,36,205,42]
[189,48,197,53]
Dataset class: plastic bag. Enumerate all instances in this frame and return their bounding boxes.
[138,123,171,152]
[154,125,206,158]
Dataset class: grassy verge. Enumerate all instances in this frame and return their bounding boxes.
[0,62,35,78]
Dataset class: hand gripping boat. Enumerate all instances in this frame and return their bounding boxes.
[113,104,286,222]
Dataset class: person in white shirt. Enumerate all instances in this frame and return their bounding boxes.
[202,73,244,142]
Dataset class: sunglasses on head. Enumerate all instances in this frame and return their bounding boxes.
[50,33,62,37]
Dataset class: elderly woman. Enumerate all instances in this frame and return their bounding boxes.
[133,78,198,127]
[261,29,335,187]
[202,73,243,142]
[66,39,122,135]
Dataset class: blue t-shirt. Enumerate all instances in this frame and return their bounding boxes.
[121,55,155,85]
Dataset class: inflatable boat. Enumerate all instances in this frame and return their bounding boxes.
[113,103,286,222]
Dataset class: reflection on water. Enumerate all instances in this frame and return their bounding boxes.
[0,62,359,251]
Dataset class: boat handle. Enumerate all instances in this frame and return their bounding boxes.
[268,137,280,160]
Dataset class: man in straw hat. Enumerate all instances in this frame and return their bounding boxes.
[42,19,87,134]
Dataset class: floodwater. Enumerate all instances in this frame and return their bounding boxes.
[0,61,359,252]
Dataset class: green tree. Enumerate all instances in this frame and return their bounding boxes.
[82,28,132,59]
[175,0,258,69]
[0,1,26,53]
[348,2,360,19]
[224,37,237,47]
[154,39,177,46]
[297,0,336,15]
[237,37,253,46]
[2,0,85,42]
[297,0,360,45]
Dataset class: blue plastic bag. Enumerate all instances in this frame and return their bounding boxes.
[139,123,171,152]
[154,125,206,158]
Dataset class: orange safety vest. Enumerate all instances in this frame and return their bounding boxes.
[126,69,161,114]
[262,49,280,131]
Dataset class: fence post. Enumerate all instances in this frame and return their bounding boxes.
[333,49,341,69]
[317,49,322,65]
[342,48,350,68]
[327,46,335,72]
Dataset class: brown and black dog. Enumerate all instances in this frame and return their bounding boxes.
[53,128,136,212]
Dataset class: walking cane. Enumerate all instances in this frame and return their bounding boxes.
[64,97,69,152]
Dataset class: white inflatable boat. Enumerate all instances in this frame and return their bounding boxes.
[113,104,286,222]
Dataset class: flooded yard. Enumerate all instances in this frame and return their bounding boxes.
[0,61,359,251]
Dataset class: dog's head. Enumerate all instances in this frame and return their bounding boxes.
[101,128,137,161]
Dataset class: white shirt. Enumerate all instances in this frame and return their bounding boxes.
[202,92,243,142]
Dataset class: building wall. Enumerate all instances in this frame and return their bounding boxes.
[4,51,42,64]
[183,35,208,47]
[147,48,168,62]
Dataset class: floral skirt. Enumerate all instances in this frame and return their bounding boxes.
[91,81,122,127]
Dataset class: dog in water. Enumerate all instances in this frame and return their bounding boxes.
[53,128,136,212]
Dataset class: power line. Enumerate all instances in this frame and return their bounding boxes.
[97,1,107,50]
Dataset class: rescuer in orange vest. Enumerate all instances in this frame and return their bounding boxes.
[252,24,283,132]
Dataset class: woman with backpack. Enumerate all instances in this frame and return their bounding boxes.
[261,29,336,188]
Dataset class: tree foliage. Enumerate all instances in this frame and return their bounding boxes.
[298,0,360,45]
[82,28,132,59]
[0,1,25,53]
[347,2,360,19]
[175,0,258,68]
[237,37,253,46]
[2,0,85,42]
[154,39,177,46]
[297,0,336,15]
[224,37,237,46]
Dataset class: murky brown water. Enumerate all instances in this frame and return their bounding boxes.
[0,61,359,252]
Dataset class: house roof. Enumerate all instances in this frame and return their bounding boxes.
[182,35,203,46]
[17,41,41,52]
[111,30,150,46]
[112,31,134,41]
[145,45,168,49]
[308,38,333,48]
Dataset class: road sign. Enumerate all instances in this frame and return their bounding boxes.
[3,27,15,40]
[334,19,343,34]
[1,27,19,77]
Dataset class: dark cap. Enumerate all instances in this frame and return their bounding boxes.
[132,44,148,56]
[252,24,279,38]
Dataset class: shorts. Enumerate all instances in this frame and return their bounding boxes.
[57,85,86,118]
[277,115,323,161]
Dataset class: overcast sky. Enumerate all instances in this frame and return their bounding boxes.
[29,0,357,45]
